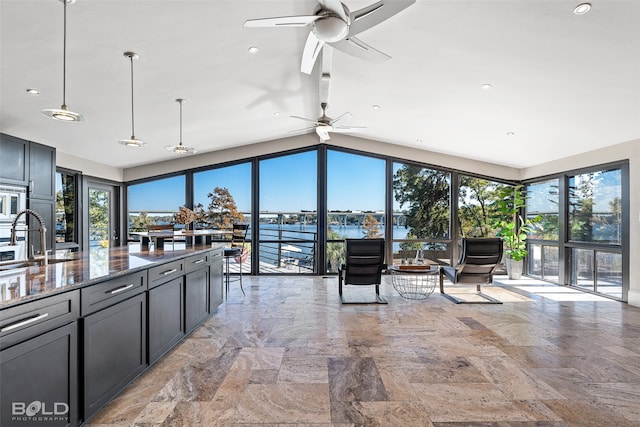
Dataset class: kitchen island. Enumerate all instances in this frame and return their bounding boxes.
[0,243,224,426]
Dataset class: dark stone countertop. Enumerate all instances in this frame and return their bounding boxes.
[0,244,223,309]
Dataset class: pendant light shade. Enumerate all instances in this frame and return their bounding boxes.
[165,99,196,154]
[118,51,147,147]
[42,0,85,122]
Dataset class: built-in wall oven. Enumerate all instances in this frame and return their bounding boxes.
[0,185,27,262]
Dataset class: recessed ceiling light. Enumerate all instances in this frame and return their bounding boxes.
[480,84,492,90]
[573,3,591,15]
[372,104,380,110]
[273,112,280,116]
[26,88,40,95]
[248,46,259,54]
[506,132,515,136]
[416,139,423,143]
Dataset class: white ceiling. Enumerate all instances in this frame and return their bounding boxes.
[1,0,639,170]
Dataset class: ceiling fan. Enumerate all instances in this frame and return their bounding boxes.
[244,0,415,74]
[290,102,366,141]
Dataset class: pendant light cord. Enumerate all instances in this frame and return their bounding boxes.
[62,0,67,108]
[129,55,135,138]
[179,100,183,146]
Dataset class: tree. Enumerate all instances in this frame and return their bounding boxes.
[55,174,76,242]
[458,177,507,238]
[206,187,245,228]
[129,211,155,232]
[89,189,109,245]
[362,213,382,238]
[393,165,450,239]
[399,232,424,251]
[326,226,347,273]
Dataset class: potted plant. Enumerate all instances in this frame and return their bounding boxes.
[492,185,541,279]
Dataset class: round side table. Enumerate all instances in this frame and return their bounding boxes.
[389,265,439,300]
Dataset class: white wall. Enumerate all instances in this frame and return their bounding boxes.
[123,133,520,182]
[57,150,123,182]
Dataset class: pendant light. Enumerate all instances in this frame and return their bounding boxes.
[165,99,196,154]
[42,0,85,122]
[118,51,147,147]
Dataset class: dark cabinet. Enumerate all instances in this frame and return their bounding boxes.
[0,291,79,427]
[82,293,146,420]
[185,268,209,333]
[27,198,55,256]
[28,141,56,200]
[1,322,78,427]
[148,277,184,364]
[0,248,223,427]
[210,249,224,311]
[0,135,56,253]
[0,135,56,199]
[0,133,29,186]
[27,142,56,253]
[184,253,209,333]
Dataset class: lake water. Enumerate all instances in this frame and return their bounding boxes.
[256,224,412,264]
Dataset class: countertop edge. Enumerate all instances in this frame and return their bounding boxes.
[0,244,223,310]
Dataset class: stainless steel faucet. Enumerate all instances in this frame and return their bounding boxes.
[10,209,48,266]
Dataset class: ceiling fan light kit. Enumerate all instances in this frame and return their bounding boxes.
[244,0,415,74]
[118,51,147,148]
[42,0,85,122]
[165,98,196,154]
[290,102,366,141]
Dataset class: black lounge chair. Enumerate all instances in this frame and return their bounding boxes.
[439,238,503,304]
[338,238,387,304]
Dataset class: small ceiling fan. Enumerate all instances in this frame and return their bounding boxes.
[244,0,415,74]
[290,102,366,141]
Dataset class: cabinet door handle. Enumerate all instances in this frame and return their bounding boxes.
[161,268,177,276]
[1,313,49,333]
[109,284,134,295]
[193,259,205,264]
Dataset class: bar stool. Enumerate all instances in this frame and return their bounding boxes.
[223,223,249,296]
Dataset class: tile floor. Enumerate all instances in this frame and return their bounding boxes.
[86,275,640,427]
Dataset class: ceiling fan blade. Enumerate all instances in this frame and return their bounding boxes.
[243,15,319,28]
[331,36,390,62]
[316,128,331,141]
[290,115,321,125]
[333,126,367,132]
[301,32,325,74]
[329,111,352,125]
[348,0,415,36]
[319,0,348,22]
[288,126,317,134]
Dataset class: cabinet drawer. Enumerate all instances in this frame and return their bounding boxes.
[210,248,223,263]
[0,290,79,350]
[185,252,209,274]
[148,259,184,288]
[81,271,147,316]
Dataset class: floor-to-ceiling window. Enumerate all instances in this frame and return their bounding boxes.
[393,162,451,265]
[193,162,252,272]
[258,150,317,273]
[121,145,629,300]
[568,167,623,299]
[526,179,560,282]
[55,168,80,250]
[326,149,385,273]
[127,174,185,241]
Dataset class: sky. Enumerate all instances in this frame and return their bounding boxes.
[128,149,387,213]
